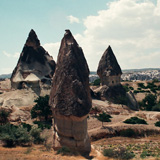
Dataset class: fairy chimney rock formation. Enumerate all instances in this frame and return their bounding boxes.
[97,46,122,86]
[11,29,56,89]
[49,30,91,155]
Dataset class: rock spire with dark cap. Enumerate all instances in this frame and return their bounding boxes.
[49,30,91,155]
[97,45,122,86]
[11,29,56,89]
[49,29,91,117]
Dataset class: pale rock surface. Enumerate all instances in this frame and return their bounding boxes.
[11,29,56,90]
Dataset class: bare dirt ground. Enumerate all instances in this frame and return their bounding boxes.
[0,79,160,159]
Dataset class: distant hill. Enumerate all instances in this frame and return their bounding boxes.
[90,68,160,74]
[122,68,160,73]
[0,73,11,79]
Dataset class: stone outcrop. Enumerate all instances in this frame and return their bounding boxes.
[49,30,91,155]
[126,91,139,111]
[11,29,56,89]
[95,46,139,110]
[97,46,122,86]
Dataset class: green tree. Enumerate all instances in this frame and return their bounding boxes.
[142,94,157,111]
[96,112,112,127]
[31,95,52,121]
[0,123,32,147]
[0,109,10,125]
[93,78,100,86]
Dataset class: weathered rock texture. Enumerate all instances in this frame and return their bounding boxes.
[126,91,139,111]
[11,29,56,89]
[95,46,138,110]
[49,30,91,155]
[97,46,122,86]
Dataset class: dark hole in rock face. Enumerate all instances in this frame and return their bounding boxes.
[112,81,114,84]
[69,137,75,140]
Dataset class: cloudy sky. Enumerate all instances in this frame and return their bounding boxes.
[0,0,160,74]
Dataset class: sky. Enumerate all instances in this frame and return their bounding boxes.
[0,0,160,74]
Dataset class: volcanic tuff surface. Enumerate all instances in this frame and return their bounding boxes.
[49,30,91,117]
[97,45,122,78]
[49,30,91,154]
[11,29,56,89]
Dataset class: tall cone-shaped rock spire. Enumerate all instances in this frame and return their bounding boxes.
[97,45,122,86]
[49,30,91,154]
[11,29,56,89]
[25,29,40,47]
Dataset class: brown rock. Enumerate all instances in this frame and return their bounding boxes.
[11,29,56,89]
[97,46,122,86]
[49,30,91,155]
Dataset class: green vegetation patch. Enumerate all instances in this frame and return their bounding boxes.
[0,123,32,147]
[103,147,135,160]
[120,128,136,137]
[57,146,72,155]
[93,78,100,86]
[155,121,160,127]
[123,117,147,125]
[96,112,112,127]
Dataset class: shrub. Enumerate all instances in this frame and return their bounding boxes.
[0,109,10,125]
[129,86,134,90]
[123,117,147,125]
[142,94,157,111]
[146,82,157,89]
[57,146,71,155]
[140,150,151,159]
[21,123,32,132]
[138,83,146,89]
[33,121,51,130]
[120,128,136,137]
[31,95,52,121]
[0,124,32,147]
[152,104,160,111]
[133,90,139,94]
[155,121,160,127]
[103,147,135,159]
[30,127,44,144]
[103,148,114,157]
[93,78,100,86]
[153,79,159,83]
[123,85,129,92]
[96,112,112,127]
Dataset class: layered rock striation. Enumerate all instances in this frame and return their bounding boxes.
[97,46,122,86]
[49,30,91,155]
[11,29,56,89]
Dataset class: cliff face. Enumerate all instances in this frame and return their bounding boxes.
[49,30,91,155]
[11,29,56,89]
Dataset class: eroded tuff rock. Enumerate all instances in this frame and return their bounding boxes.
[49,30,91,155]
[96,46,139,110]
[11,29,56,89]
[97,46,122,86]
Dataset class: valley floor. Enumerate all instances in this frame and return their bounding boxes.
[0,135,160,160]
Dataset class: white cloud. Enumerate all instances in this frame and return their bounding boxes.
[42,0,160,71]
[3,51,19,58]
[67,15,80,24]
[43,42,60,61]
[75,0,160,70]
